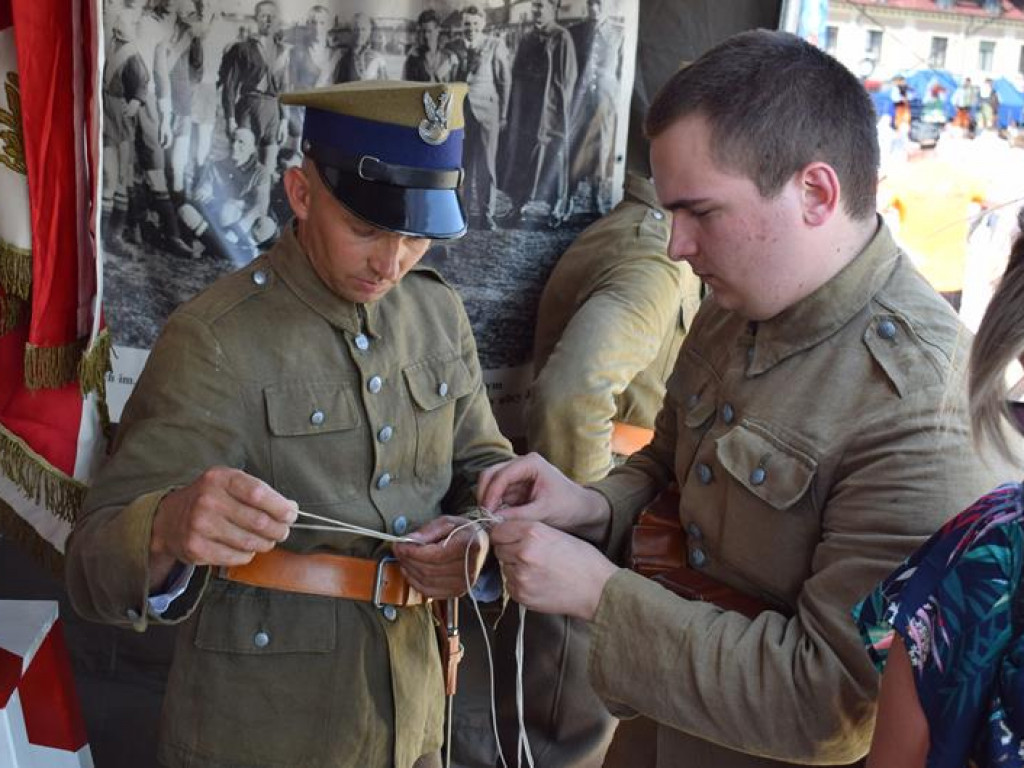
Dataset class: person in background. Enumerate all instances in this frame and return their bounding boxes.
[452,5,510,231]
[476,30,1015,768]
[855,208,1024,768]
[66,80,513,768]
[404,9,458,84]
[880,132,989,312]
[333,12,388,82]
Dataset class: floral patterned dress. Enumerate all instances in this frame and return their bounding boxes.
[854,483,1024,767]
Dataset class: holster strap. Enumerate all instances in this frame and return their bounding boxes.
[221,548,426,607]
[611,421,654,457]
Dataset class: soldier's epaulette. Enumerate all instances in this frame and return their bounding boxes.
[409,263,454,290]
[178,258,276,324]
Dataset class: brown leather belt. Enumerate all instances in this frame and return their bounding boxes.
[221,548,426,607]
[611,421,655,456]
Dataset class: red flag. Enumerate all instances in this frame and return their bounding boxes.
[0,0,107,571]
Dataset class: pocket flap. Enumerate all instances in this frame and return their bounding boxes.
[196,582,336,655]
[715,423,816,510]
[403,357,473,412]
[264,382,360,436]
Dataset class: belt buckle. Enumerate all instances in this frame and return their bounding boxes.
[374,555,398,608]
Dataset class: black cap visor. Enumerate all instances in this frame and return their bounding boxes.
[317,164,467,240]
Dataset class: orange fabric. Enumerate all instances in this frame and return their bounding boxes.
[610,421,654,456]
[882,155,988,292]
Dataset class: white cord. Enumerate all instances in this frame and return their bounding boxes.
[291,509,420,544]
[515,603,535,768]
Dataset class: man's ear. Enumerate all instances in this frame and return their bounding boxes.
[283,165,311,221]
[799,162,840,227]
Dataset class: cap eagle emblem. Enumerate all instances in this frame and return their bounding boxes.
[418,89,452,146]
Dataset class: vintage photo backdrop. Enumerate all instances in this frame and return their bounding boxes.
[100,0,639,436]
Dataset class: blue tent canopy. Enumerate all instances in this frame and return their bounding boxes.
[902,68,959,121]
[993,77,1024,127]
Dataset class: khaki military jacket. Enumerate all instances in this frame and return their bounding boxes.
[528,174,702,483]
[65,227,513,768]
[588,222,1016,767]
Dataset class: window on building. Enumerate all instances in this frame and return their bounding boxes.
[930,36,948,68]
[824,25,838,55]
[865,29,883,62]
[979,40,996,72]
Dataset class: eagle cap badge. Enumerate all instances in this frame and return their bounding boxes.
[418,89,452,146]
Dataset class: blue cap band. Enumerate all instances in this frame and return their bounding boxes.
[302,107,464,170]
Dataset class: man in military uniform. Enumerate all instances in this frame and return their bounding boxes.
[478,31,1017,768]
[66,80,514,768]
[453,6,510,231]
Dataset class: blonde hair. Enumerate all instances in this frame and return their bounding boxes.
[969,209,1024,463]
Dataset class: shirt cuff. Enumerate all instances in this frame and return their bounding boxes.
[147,562,196,616]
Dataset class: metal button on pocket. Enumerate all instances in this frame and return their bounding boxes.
[750,467,767,486]
[437,381,449,397]
[690,548,707,568]
[877,319,897,340]
[686,522,703,540]
[310,409,325,426]
[651,210,665,220]
[696,463,713,485]
[254,631,270,648]
[721,403,735,425]
[252,269,268,286]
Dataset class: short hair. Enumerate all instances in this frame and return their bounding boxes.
[969,208,1024,462]
[417,9,439,26]
[463,5,483,19]
[645,29,879,221]
[254,0,277,14]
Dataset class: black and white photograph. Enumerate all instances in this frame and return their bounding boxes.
[99,0,638,423]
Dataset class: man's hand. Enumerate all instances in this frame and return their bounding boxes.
[476,452,611,541]
[490,520,618,621]
[149,467,297,590]
[393,515,488,599]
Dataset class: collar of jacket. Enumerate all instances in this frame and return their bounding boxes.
[747,217,900,376]
[267,222,385,338]
[623,173,664,213]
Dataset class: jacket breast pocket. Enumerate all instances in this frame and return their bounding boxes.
[404,356,473,480]
[714,421,819,596]
[264,381,364,505]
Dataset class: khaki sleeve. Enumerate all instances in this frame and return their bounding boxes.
[587,388,1004,764]
[65,312,245,629]
[527,259,684,484]
[445,297,515,514]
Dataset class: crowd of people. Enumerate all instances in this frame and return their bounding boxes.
[100,0,625,272]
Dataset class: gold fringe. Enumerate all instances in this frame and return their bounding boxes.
[0,292,25,334]
[78,329,113,436]
[24,338,87,390]
[0,238,31,300]
[78,329,112,397]
[0,424,86,524]
[0,498,65,578]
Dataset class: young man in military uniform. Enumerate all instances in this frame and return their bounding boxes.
[478,30,1018,768]
[66,80,514,768]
